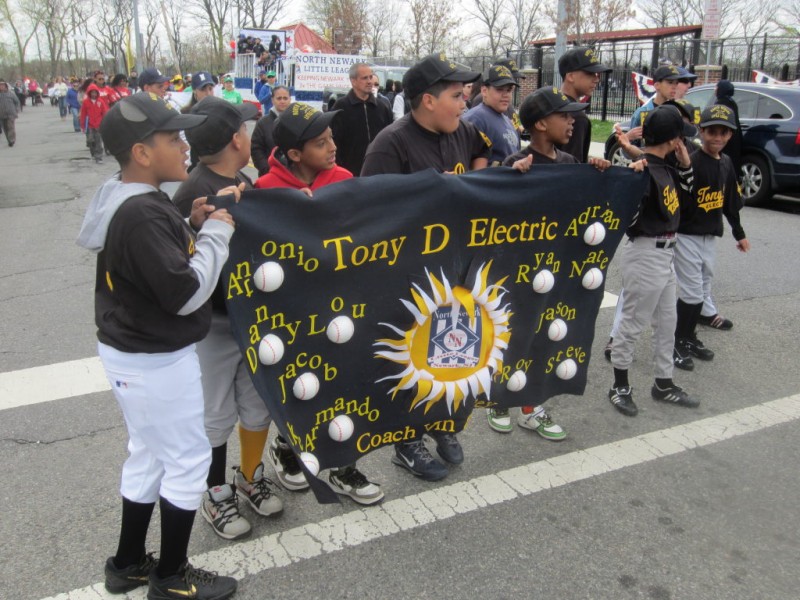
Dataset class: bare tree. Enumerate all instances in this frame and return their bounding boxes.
[87,0,132,74]
[188,0,232,56]
[142,0,162,67]
[549,0,635,41]
[236,0,288,29]
[468,0,511,58]
[404,0,460,59]
[364,0,398,57]
[0,0,43,77]
[305,0,368,53]
[160,0,188,73]
[506,0,545,57]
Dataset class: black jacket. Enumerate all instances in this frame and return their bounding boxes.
[251,110,279,176]
[331,89,393,176]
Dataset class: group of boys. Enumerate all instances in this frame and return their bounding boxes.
[77,47,747,600]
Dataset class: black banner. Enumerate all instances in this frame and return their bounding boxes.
[223,165,646,499]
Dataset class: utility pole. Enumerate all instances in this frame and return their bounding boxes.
[132,0,144,73]
[553,0,568,86]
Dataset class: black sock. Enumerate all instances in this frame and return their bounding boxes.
[206,442,227,488]
[613,368,629,388]
[157,497,196,578]
[655,378,673,389]
[688,302,704,340]
[114,497,155,568]
[676,300,702,340]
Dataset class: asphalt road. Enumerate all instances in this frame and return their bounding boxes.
[1,106,799,600]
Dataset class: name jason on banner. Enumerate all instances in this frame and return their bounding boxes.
[222,165,647,498]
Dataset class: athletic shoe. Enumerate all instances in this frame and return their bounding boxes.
[698,313,733,330]
[651,383,700,408]
[104,553,157,594]
[148,561,236,600]
[201,484,251,540]
[487,408,513,433]
[684,337,714,361]
[517,409,567,440]
[604,337,613,362]
[392,440,449,481]
[327,465,384,505]
[673,340,695,371]
[234,463,283,517]
[608,386,638,416]
[268,436,309,491]
[429,431,464,464]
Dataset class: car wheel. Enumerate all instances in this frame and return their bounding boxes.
[740,155,771,206]
[608,141,632,167]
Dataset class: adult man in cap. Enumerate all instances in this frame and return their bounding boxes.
[330,62,393,176]
[139,67,171,97]
[361,53,490,482]
[557,46,612,162]
[462,65,519,165]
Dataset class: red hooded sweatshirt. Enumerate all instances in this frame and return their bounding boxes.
[79,84,108,131]
[254,147,353,190]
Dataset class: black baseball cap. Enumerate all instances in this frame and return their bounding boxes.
[699,104,737,130]
[643,105,697,145]
[664,99,700,125]
[139,68,170,87]
[274,102,340,152]
[191,71,215,90]
[558,47,611,78]
[100,92,206,157]
[493,58,525,79]
[185,96,257,156]
[519,86,589,128]
[483,65,518,88]
[402,53,481,100]
[652,65,682,82]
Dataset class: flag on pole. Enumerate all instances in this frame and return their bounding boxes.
[126,25,135,73]
[631,72,655,105]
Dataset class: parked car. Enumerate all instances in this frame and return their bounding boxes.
[604,83,800,205]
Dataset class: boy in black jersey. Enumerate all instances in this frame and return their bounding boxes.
[76,92,240,600]
[672,105,750,370]
[608,105,699,417]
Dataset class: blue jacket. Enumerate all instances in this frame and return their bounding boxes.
[257,83,273,111]
[66,87,81,110]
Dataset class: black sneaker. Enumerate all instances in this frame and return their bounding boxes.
[673,339,695,371]
[698,313,733,330]
[105,553,157,594]
[604,337,613,362]
[651,383,700,408]
[684,337,714,361]
[428,431,464,464]
[391,440,449,481]
[608,386,638,416]
[148,561,237,600]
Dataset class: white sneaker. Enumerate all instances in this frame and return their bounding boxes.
[517,409,567,441]
[327,465,384,505]
[268,436,309,491]
[201,484,251,540]
[234,463,283,517]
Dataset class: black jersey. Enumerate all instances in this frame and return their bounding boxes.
[558,94,591,162]
[360,113,490,176]
[173,163,253,313]
[680,148,746,240]
[503,145,578,166]
[627,154,693,238]
[96,191,210,353]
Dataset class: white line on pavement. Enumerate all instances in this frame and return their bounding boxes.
[0,291,620,413]
[40,393,800,600]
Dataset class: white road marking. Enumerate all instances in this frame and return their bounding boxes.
[40,393,800,600]
[0,294,620,413]
[0,357,108,411]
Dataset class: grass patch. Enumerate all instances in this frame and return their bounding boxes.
[590,118,615,143]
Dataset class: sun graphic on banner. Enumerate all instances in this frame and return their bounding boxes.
[374,262,512,415]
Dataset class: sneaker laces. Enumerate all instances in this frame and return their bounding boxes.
[276,443,302,475]
[333,466,368,487]
[209,493,241,527]
[534,410,553,426]
[249,475,277,501]
[405,440,437,464]
[139,552,157,572]
[182,563,217,586]
[491,408,509,417]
